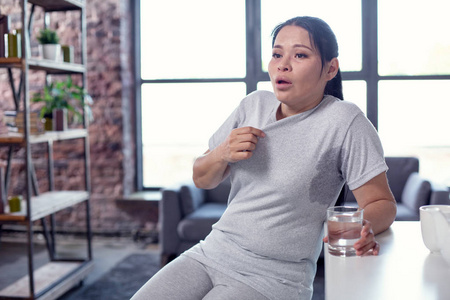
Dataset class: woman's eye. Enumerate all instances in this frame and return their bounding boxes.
[295,53,307,58]
[272,53,281,58]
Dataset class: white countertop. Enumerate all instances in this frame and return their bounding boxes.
[325,221,450,300]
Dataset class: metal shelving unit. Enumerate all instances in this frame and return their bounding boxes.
[0,1,92,299]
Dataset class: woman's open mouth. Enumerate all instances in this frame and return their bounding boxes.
[275,77,292,89]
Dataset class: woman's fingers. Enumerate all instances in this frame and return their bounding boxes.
[353,219,379,256]
[224,127,265,162]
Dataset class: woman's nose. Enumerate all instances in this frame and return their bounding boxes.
[278,58,291,72]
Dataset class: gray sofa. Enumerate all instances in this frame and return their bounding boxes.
[159,157,449,265]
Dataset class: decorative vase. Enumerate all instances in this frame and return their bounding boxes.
[53,108,67,131]
[41,44,61,61]
[8,195,22,213]
[44,116,52,131]
[61,45,74,63]
[6,31,21,58]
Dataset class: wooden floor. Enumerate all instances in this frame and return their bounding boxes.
[0,233,158,300]
[0,261,93,299]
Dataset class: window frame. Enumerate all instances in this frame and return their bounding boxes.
[134,0,450,190]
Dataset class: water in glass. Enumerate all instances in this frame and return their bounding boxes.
[328,214,362,257]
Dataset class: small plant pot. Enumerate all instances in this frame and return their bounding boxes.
[40,44,61,61]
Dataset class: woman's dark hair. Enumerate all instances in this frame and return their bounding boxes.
[271,16,343,100]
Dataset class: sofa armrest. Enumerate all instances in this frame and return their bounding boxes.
[429,181,450,205]
[159,187,183,256]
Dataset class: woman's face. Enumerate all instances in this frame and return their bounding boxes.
[268,25,337,117]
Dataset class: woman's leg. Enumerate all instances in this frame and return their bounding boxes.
[203,282,269,300]
[130,255,213,300]
[202,266,270,300]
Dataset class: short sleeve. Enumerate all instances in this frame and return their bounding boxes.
[341,113,388,190]
[208,91,279,150]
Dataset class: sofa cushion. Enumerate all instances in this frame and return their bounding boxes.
[401,172,431,212]
[177,203,227,242]
[385,157,419,202]
[180,184,205,216]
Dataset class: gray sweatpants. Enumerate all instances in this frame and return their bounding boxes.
[130,255,270,300]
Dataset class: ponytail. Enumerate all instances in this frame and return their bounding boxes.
[324,69,343,100]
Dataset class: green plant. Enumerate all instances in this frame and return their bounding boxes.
[31,76,93,123]
[36,28,59,44]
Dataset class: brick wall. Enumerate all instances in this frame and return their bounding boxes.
[0,0,156,236]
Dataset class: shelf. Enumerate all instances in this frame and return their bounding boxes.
[29,58,86,74]
[116,190,162,203]
[28,0,85,12]
[0,191,89,222]
[0,129,87,144]
[0,57,21,67]
[0,260,94,300]
[0,57,86,74]
[0,1,92,298]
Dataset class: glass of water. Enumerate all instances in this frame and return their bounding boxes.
[327,206,364,257]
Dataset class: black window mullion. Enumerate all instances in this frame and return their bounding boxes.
[245,0,261,94]
[362,0,379,129]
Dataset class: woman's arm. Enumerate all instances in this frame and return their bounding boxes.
[192,149,230,190]
[193,126,265,189]
[352,172,397,235]
[352,171,397,255]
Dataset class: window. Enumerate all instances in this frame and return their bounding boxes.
[141,82,246,187]
[136,0,450,189]
[138,0,247,188]
[378,0,450,76]
[378,80,450,184]
[377,0,450,185]
[140,0,246,79]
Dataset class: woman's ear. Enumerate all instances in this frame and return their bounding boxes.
[326,58,339,81]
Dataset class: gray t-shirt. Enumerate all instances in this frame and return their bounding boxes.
[184,91,387,299]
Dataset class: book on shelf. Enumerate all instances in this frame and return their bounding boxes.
[2,111,44,134]
[0,110,14,134]
[15,111,41,122]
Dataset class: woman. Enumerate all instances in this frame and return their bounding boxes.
[132,16,396,300]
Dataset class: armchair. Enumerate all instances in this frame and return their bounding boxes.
[159,177,230,266]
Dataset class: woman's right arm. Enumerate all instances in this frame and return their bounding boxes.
[193,126,265,189]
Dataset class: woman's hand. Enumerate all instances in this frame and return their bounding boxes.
[353,219,380,256]
[193,126,265,189]
[219,126,265,163]
[322,219,380,256]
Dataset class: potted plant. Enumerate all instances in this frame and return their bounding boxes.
[31,77,93,131]
[37,28,60,61]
